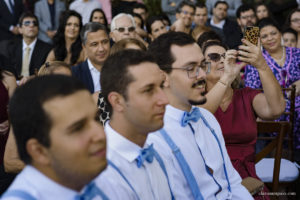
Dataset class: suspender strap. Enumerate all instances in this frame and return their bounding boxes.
[198,111,232,194]
[107,160,140,200]
[152,150,175,200]
[1,190,37,200]
[159,129,204,200]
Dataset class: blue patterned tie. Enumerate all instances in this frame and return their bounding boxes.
[181,107,201,127]
[75,182,109,200]
[136,144,155,168]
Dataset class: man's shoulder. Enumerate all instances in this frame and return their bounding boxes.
[36,39,52,50]
[71,60,88,72]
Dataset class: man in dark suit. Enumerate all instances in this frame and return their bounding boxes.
[7,12,52,82]
[72,22,110,93]
[0,0,24,42]
[206,1,242,49]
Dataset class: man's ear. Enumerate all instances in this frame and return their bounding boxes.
[110,32,116,42]
[237,18,241,26]
[107,92,125,112]
[163,71,170,88]
[26,138,51,166]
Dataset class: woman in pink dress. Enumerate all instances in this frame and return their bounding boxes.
[201,40,285,199]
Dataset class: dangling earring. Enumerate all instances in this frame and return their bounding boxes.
[281,36,284,46]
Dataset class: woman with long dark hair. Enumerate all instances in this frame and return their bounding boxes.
[46,10,85,66]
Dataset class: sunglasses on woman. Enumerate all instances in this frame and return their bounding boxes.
[207,53,226,62]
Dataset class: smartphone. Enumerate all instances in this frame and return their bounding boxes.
[244,26,259,45]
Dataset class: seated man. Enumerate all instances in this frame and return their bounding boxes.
[110,13,137,43]
[146,16,168,41]
[147,32,253,199]
[1,75,108,199]
[95,50,173,199]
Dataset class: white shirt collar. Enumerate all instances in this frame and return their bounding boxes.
[165,104,195,122]
[210,18,226,29]
[22,38,37,51]
[87,59,100,72]
[105,122,146,163]
[23,165,79,198]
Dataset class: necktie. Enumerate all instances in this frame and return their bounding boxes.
[22,47,31,77]
[75,182,109,200]
[8,0,14,15]
[136,144,155,168]
[181,107,201,127]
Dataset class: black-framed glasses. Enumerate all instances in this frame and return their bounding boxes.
[165,62,211,79]
[114,26,135,33]
[207,53,225,62]
[23,20,38,27]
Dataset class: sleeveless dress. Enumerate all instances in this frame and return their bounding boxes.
[244,47,300,151]
[214,87,269,200]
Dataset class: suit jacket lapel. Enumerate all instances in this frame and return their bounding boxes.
[83,60,95,93]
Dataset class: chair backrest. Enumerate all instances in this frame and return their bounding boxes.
[255,121,289,192]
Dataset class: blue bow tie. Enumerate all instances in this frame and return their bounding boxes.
[181,107,201,127]
[136,144,155,168]
[75,182,109,200]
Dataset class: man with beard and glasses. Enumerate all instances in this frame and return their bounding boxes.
[147,32,252,200]
[236,5,257,34]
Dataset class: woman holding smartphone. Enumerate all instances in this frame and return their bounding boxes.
[244,18,300,156]
[200,39,285,199]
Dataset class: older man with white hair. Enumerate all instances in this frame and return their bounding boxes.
[110,13,137,43]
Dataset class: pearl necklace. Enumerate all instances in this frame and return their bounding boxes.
[272,46,285,64]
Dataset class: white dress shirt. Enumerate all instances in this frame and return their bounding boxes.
[147,105,253,200]
[87,59,101,92]
[1,165,108,200]
[95,122,172,200]
[69,0,102,24]
[210,18,226,29]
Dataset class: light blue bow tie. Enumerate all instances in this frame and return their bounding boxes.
[181,107,201,127]
[75,182,109,200]
[136,144,155,168]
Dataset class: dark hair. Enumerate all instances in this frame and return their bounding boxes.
[282,27,298,41]
[9,75,87,164]
[133,2,148,12]
[132,13,144,28]
[197,30,222,49]
[53,10,83,65]
[284,8,300,30]
[202,40,228,55]
[195,2,206,9]
[101,50,155,112]
[176,0,196,13]
[89,8,108,28]
[236,4,255,18]
[18,12,39,27]
[258,17,280,32]
[214,1,228,8]
[80,22,109,45]
[160,14,171,26]
[146,15,163,33]
[148,31,195,74]
[254,3,270,18]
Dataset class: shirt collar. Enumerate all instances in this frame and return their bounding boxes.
[23,165,79,198]
[210,18,225,28]
[22,39,37,51]
[165,104,196,122]
[87,59,100,72]
[105,122,146,163]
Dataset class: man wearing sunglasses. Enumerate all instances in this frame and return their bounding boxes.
[110,13,137,43]
[6,12,51,84]
[147,32,252,199]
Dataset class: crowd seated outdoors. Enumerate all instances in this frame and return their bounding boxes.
[0,0,299,199]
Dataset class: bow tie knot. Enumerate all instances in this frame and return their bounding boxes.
[75,182,108,200]
[136,144,155,168]
[181,107,201,127]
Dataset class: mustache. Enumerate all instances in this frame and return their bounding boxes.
[192,79,206,88]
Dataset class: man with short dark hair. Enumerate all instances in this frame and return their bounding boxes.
[147,32,253,199]
[132,3,148,24]
[236,4,257,33]
[146,16,168,41]
[172,1,195,34]
[95,50,173,199]
[194,2,208,27]
[72,22,110,93]
[2,75,108,199]
[7,12,51,82]
[207,1,242,49]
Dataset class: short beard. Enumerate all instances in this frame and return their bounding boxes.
[188,91,207,105]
